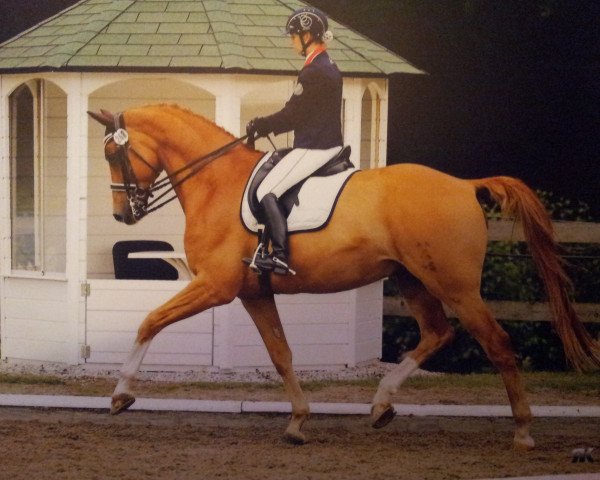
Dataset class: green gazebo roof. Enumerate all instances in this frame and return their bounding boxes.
[0,0,423,76]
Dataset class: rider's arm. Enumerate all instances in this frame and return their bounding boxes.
[250,66,320,137]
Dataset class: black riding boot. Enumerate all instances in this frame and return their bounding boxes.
[253,193,292,275]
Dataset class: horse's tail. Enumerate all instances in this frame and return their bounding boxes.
[470,176,600,371]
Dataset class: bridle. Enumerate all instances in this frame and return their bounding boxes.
[104,112,249,221]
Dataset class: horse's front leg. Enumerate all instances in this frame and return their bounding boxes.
[111,278,235,415]
[241,296,310,444]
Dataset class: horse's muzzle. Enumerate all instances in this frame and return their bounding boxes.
[113,212,136,225]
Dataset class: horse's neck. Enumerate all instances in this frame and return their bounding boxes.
[130,106,261,211]
[163,134,261,213]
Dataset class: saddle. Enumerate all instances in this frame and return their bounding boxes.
[241,146,357,234]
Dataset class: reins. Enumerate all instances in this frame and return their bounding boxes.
[144,135,250,215]
[106,112,250,220]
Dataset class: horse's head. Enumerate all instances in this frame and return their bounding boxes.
[88,109,163,225]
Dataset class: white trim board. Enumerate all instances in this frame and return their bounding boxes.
[1,395,599,417]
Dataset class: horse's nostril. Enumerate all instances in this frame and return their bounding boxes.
[113,213,124,222]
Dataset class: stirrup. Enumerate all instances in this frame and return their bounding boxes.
[272,256,296,276]
[242,241,267,274]
[244,253,296,276]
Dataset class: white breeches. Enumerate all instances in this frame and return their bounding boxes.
[256,146,343,202]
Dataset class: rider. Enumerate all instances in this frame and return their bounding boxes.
[246,6,343,275]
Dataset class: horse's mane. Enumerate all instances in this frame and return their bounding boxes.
[133,103,237,141]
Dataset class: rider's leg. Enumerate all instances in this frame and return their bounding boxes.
[253,193,291,274]
[256,147,342,200]
[252,147,342,275]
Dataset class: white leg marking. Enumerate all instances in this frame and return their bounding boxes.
[113,341,150,396]
[373,357,419,406]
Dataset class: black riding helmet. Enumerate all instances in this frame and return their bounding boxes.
[285,7,332,55]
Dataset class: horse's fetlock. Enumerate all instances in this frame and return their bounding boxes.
[292,409,310,420]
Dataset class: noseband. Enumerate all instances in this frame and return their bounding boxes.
[104,112,249,221]
[104,113,160,220]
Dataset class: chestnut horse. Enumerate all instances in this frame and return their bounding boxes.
[88,104,600,449]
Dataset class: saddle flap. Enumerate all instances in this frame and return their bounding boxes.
[241,147,357,234]
[246,147,354,220]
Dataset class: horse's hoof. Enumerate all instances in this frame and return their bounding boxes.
[513,434,535,451]
[110,393,136,415]
[371,403,396,429]
[283,429,306,445]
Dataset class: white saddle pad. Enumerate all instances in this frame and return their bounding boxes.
[241,152,358,234]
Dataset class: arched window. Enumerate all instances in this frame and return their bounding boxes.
[9,80,67,274]
[10,83,37,270]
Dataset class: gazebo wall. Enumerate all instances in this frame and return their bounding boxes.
[0,75,73,363]
[1,72,385,369]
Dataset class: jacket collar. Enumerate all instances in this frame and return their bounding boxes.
[304,46,327,67]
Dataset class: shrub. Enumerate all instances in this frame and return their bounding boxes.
[381,315,598,372]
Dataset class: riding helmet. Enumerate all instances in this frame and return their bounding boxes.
[285,7,331,41]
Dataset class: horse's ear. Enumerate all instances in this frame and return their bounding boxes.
[87,109,114,128]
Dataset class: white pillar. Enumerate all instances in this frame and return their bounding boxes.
[214,78,242,136]
[65,74,88,364]
[213,303,234,369]
[343,78,363,168]
[0,76,7,355]
[377,80,389,167]
[0,77,8,272]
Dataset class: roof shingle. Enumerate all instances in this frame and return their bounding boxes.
[0,0,424,75]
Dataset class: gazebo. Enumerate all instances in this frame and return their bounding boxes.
[0,0,423,369]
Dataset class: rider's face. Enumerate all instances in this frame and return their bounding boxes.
[291,33,311,56]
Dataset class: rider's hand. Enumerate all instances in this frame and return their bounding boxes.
[246,117,270,139]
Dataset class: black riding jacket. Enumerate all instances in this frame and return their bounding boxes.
[260,51,343,149]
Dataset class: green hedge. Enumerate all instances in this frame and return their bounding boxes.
[381,315,600,372]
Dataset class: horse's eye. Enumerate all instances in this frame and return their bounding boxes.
[105,152,119,164]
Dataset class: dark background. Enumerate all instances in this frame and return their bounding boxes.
[2,0,598,216]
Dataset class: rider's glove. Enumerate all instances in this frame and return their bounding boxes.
[246,117,270,139]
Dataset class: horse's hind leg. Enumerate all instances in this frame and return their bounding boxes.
[449,295,534,450]
[241,295,310,444]
[372,274,454,428]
